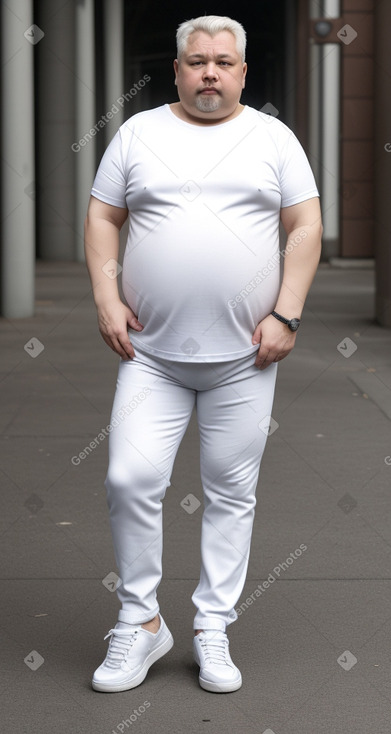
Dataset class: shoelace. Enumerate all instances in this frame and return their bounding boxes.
[103,627,140,669]
[199,633,229,666]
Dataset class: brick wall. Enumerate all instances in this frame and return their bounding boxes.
[340,0,374,257]
[299,0,374,258]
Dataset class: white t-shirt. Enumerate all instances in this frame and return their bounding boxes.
[91,104,319,362]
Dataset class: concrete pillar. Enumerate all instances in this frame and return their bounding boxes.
[103,0,124,145]
[308,0,341,259]
[321,0,340,258]
[321,40,340,257]
[1,0,35,317]
[374,1,391,326]
[74,0,96,261]
[307,41,322,185]
[35,0,75,260]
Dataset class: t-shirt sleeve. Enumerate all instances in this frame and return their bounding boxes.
[90,128,127,208]
[279,129,319,208]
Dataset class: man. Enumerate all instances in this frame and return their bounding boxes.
[85,15,322,694]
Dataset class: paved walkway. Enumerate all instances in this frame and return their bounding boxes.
[1,261,391,734]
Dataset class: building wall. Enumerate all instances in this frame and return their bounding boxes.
[340,0,374,257]
[304,0,375,258]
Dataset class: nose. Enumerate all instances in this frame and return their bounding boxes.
[202,62,218,82]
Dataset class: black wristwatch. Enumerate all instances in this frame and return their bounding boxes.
[271,311,301,332]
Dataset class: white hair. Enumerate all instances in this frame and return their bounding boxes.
[176,15,247,62]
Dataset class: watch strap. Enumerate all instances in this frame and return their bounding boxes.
[271,310,289,326]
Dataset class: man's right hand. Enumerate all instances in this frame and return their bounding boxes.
[97,300,144,360]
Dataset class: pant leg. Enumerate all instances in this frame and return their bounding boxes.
[192,358,278,631]
[105,350,195,624]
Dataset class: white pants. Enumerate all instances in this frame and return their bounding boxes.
[105,346,277,632]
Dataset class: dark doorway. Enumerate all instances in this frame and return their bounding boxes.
[122,1,292,123]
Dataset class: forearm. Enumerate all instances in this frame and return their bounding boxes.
[84,214,122,308]
[274,222,322,318]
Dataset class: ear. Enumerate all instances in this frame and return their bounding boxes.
[173,58,179,85]
[242,62,247,88]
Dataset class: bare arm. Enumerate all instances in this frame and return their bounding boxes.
[252,197,322,369]
[84,195,144,359]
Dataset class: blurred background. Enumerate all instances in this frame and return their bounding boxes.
[3,5,391,731]
[1,0,390,324]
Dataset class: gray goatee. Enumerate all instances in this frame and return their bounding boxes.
[195,94,221,113]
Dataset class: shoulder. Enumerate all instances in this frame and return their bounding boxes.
[245,106,311,169]
[245,105,297,142]
[119,105,169,136]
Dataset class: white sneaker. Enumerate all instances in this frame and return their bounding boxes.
[92,614,173,692]
[193,629,242,693]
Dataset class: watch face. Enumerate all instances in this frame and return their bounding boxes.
[289,318,300,331]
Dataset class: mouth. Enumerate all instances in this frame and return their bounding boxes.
[199,88,220,95]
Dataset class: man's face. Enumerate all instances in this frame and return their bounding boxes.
[173,30,247,123]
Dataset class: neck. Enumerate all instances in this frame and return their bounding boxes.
[169,102,244,126]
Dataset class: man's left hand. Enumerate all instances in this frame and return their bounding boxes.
[252,314,297,370]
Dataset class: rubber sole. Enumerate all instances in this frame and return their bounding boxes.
[193,646,242,693]
[92,632,174,693]
[198,672,242,693]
